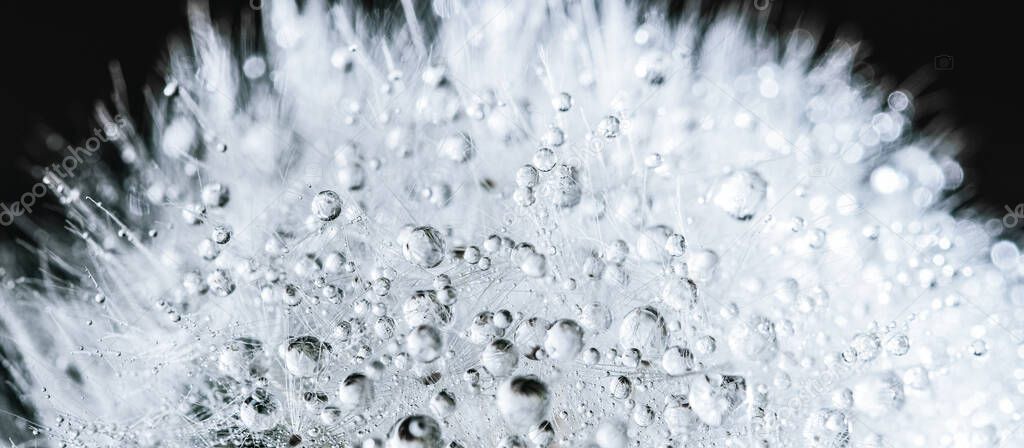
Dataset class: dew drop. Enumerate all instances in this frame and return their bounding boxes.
[543,319,584,362]
[709,170,767,220]
[552,92,573,112]
[338,373,374,411]
[312,190,344,221]
[497,376,550,431]
[618,306,668,355]
[402,226,446,268]
[482,339,519,377]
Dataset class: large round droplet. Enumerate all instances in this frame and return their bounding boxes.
[239,388,278,432]
[608,376,633,399]
[386,414,443,448]
[468,311,504,344]
[429,390,456,418]
[597,116,621,138]
[402,226,446,268]
[660,277,698,311]
[552,92,573,112]
[852,371,905,417]
[661,346,695,376]
[687,249,719,283]
[312,190,343,221]
[282,336,331,377]
[543,319,584,362]
[850,332,882,362]
[406,325,444,363]
[218,337,264,378]
[336,162,367,191]
[338,373,374,411]
[709,170,767,220]
[438,132,475,163]
[482,339,519,377]
[201,183,230,208]
[497,376,550,431]
[618,306,668,355]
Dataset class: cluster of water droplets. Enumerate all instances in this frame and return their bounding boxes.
[1,1,1022,447]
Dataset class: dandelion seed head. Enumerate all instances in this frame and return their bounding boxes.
[0,1,1020,447]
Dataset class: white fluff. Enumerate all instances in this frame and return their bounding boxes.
[1,1,1020,446]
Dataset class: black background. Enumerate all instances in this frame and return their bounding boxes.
[0,0,1020,233]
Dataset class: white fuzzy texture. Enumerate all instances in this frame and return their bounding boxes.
[1,1,1021,447]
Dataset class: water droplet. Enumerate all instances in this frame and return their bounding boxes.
[664,395,698,435]
[661,346,696,376]
[482,339,519,376]
[438,132,476,163]
[532,148,557,172]
[338,373,374,411]
[635,51,669,85]
[597,116,621,138]
[206,269,235,297]
[497,376,550,431]
[727,315,778,363]
[282,336,330,377]
[430,390,456,418]
[851,333,882,361]
[212,225,232,244]
[386,415,443,448]
[660,277,698,311]
[215,339,261,381]
[239,388,278,431]
[618,306,668,355]
[970,339,988,357]
[543,319,584,362]
[312,190,343,221]
[402,226,447,268]
[552,92,573,112]
[516,165,540,188]
[852,371,905,417]
[541,127,565,147]
[687,249,719,283]
[609,375,633,399]
[709,170,767,220]
[201,183,230,208]
[406,325,444,363]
